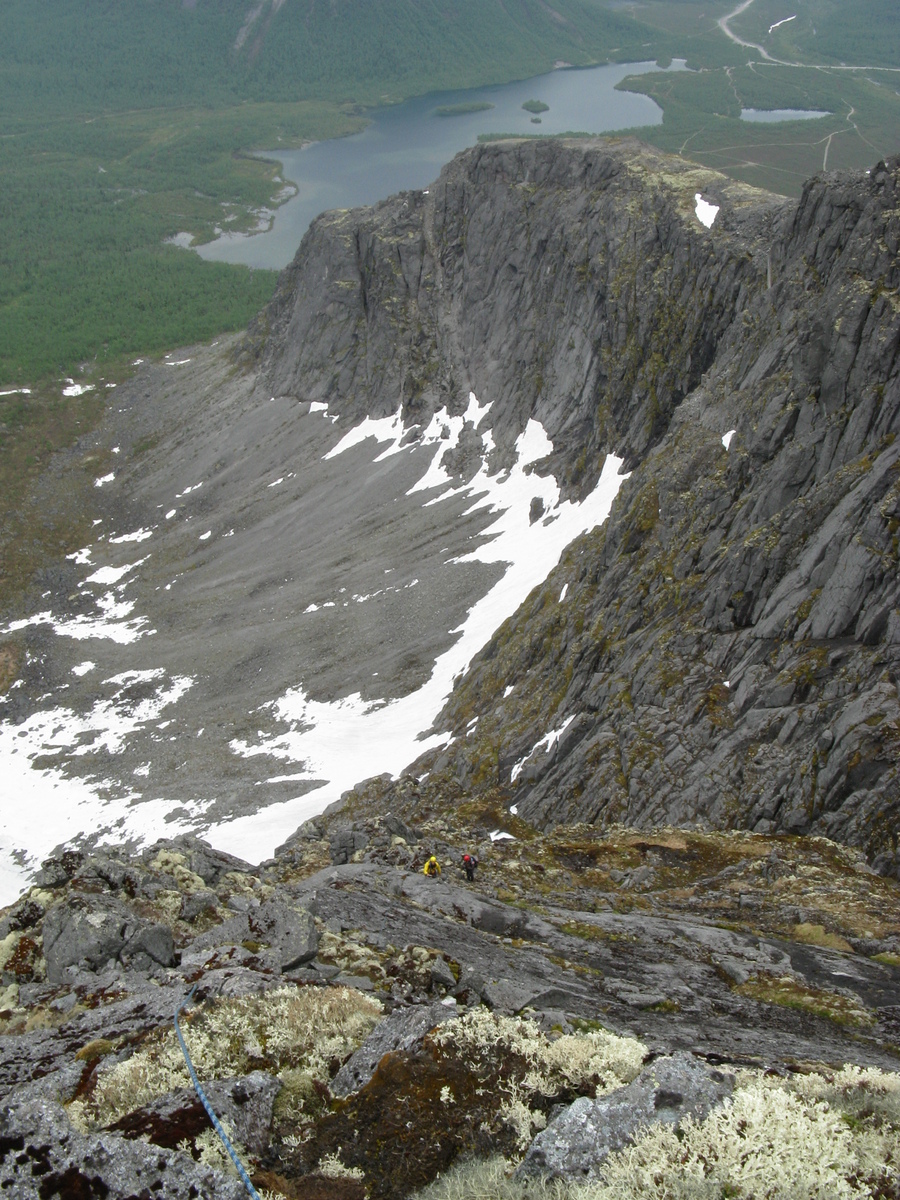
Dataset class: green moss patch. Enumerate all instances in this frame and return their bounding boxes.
[736,973,874,1028]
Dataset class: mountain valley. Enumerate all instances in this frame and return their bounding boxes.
[1,134,899,1198]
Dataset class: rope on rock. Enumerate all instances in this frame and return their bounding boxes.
[174,985,262,1200]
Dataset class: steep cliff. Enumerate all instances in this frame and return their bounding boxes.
[250,139,900,858]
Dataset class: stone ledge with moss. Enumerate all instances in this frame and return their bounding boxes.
[0,808,898,1196]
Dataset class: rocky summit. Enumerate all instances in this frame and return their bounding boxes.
[1,138,900,1195]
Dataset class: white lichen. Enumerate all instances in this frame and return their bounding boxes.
[68,985,382,1130]
[317,1152,366,1180]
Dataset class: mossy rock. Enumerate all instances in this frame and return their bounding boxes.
[792,922,854,953]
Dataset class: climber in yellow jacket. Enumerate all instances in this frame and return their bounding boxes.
[423,855,441,878]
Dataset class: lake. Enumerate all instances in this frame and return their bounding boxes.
[196,61,681,270]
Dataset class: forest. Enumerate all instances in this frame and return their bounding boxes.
[0,0,661,388]
[0,0,898,609]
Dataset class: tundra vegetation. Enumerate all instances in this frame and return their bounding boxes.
[0,812,898,1196]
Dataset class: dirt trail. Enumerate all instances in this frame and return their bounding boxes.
[717,0,780,63]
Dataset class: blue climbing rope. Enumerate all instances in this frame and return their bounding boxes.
[174,985,263,1200]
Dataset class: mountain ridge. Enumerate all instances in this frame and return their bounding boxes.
[247,137,900,862]
[0,138,898,902]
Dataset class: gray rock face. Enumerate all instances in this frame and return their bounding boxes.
[239,138,900,854]
[330,827,369,864]
[109,1071,280,1155]
[518,1053,734,1180]
[0,1099,246,1199]
[252,138,776,480]
[330,1002,457,1097]
[121,921,176,972]
[42,896,174,984]
[248,899,319,970]
[298,145,898,856]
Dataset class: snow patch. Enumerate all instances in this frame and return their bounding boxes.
[694,194,719,228]
[109,529,153,544]
[209,434,627,862]
[510,715,576,782]
[0,671,194,903]
[62,380,95,397]
[722,429,736,449]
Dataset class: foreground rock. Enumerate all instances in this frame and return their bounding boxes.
[518,1053,734,1180]
[0,1099,246,1199]
[0,816,897,1196]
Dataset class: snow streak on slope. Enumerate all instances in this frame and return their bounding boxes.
[214,399,627,861]
[0,388,626,903]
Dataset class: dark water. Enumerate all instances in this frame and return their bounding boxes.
[196,61,681,270]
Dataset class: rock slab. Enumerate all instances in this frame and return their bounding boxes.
[518,1052,734,1180]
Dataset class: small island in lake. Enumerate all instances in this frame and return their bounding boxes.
[434,101,495,117]
[522,98,549,113]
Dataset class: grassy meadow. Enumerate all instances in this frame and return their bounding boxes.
[614,0,900,195]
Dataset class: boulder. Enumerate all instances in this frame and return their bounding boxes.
[330,828,369,865]
[180,888,219,923]
[248,900,318,970]
[0,1098,247,1198]
[42,896,132,984]
[42,897,176,983]
[109,1071,280,1155]
[330,1003,456,1097]
[518,1053,734,1180]
[383,813,416,842]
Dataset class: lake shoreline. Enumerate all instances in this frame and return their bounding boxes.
[193,59,679,270]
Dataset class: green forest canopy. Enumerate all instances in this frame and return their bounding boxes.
[0,0,898,611]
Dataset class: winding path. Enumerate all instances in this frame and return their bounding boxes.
[717,0,781,63]
[716,0,900,72]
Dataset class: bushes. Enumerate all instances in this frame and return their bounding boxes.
[430,1009,646,1100]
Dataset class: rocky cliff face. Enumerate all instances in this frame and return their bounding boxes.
[247,139,900,860]
[250,138,782,487]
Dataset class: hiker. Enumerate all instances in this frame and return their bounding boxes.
[423,855,441,878]
[461,853,478,882]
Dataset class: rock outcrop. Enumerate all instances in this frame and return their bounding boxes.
[1,821,898,1197]
[247,139,900,857]
[518,1053,734,1180]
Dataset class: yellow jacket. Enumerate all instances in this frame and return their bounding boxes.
[423,857,441,876]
